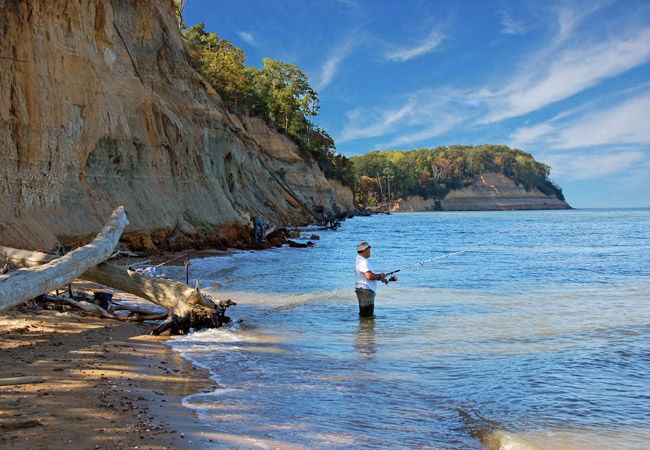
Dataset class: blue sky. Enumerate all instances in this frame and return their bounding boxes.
[182,0,650,208]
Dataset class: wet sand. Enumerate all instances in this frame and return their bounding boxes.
[0,297,219,449]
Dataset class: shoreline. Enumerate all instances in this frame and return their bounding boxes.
[0,304,219,449]
[0,230,325,449]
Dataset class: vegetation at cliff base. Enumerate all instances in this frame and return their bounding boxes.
[347,145,565,208]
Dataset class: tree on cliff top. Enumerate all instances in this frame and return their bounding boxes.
[181,22,349,182]
[253,58,319,131]
[182,23,250,108]
[173,0,188,30]
[348,145,565,207]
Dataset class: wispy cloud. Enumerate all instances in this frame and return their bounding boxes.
[481,25,650,123]
[510,89,650,183]
[510,123,555,146]
[339,102,415,142]
[384,29,443,62]
[317,52,348,91]
[542,150,647,180]
[315,38,360,91]
[500,10,527,35]
[237,31,255,45]
[387,116,464,148]
[554,6,581,43]
[335,0,650,180]
[552,2,617,45]
[553,93,650,148]
[338,88,476,145]
[511,91,650,149]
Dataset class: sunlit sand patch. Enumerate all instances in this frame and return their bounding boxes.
[483,428,650,450]
[482,430,542,450]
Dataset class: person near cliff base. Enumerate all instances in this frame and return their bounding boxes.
[251,215,265,243]
[355,241,397,317]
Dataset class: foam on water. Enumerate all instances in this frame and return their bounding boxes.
[164,209,650,449]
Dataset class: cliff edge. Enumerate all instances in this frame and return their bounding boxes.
[0,0,353,252]
[392,172,571,212]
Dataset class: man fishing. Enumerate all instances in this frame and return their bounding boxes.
[355,241,397,317]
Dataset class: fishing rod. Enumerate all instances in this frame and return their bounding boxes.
[385,248,478,277]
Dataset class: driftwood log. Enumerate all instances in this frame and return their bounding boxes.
[39,294,116,319]
[0,206,128,312]
[0,246,235,335]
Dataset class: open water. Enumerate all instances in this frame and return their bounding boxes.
[163,209,650,449]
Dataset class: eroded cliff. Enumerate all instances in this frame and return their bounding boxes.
[392,172,571,212]
[0,0,353,252]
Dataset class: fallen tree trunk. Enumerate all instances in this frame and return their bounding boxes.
[83,263,224,334]
[0,246,235,335]
[39,293,170,322]
[0,206,128,312]
[39,294,116,319]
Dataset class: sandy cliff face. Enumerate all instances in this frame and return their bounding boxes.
[0,0,353,251]
[392,172,571,212]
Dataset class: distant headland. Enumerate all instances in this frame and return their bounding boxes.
[345,145,570,212]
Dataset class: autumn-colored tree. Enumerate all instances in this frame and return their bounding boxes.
[355,175,379,208]
[431,156,451,187]
[349,145,565,207]
[420,171,430,191]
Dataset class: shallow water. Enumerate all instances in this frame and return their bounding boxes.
[164,209,650,449]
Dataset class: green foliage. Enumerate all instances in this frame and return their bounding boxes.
[349,145,565,206]
[173,0,188,30]
[177,22,561,203]
[183,23,249,107]
[181,23,345,179]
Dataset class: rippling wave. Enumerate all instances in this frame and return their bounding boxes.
[165,209,650,449]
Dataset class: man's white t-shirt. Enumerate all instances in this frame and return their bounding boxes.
[355,254,377,293]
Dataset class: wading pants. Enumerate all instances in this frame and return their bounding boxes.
[253,218,265,242]
[355,288,375,317]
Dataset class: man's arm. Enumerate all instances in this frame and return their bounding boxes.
[363,271,397,284]
[363,271,386,281]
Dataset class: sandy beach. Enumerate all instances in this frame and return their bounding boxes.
[0,289,219,449]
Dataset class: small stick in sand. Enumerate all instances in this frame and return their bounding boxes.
[0,375,44,386]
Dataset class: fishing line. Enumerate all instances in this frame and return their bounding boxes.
[386,247,481,277]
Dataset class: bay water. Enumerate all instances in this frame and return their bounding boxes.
[163,209,650,449]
